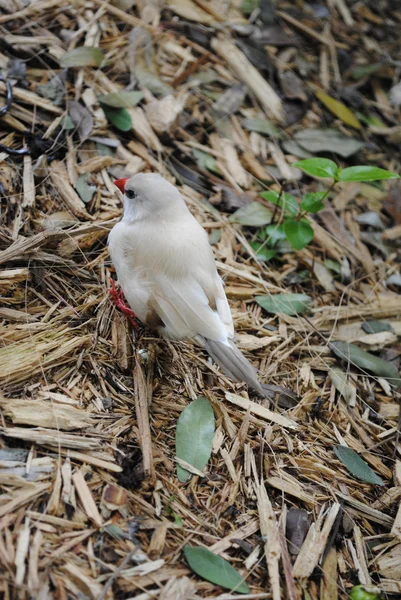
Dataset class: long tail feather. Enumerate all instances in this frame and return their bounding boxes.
[201,338,265,396]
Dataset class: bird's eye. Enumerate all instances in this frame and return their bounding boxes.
[125,189,136,200]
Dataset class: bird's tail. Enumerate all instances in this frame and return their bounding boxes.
[199,337,265,396]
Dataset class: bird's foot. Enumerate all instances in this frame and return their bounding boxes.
[109,278,139,329]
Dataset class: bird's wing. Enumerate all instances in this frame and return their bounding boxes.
[150,273,230,342]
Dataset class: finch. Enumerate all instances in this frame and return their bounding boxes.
[109,173,266,395]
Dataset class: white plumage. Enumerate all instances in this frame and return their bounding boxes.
[109,173,265,394]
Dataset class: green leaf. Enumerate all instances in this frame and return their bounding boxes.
[209,228,221,245]
[240,0,258,16]
[334,445,384,486]
[361,320,394,334]
[102,105,132,131]
[192,148,219,174]
[256,293,312,316]
[293,158,338,179]
[350,63,383,80]
[338,166,400,183]
[241,118,278,136]
[60,46,104,68]
[300,192,326,213]
[350,585,381,600]
[249,242,276,261]
[325,259,341,274]
[184,546,249,594]
[176,397,214,483]
[75,174,96,204]
[316,90,361,129]
[284,218,314,250]
[265,223,287,244]
[260,190,299,216]
[229,202,272,226]
[330,341,401,387]
[98,91,144,108]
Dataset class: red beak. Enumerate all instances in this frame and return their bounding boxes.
[113,178,130,193]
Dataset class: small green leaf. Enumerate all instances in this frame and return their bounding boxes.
[75,174,96,204]
[350,63,383,80]
[102,105,132,131]
[61,46,104,68]
[176,397,215,483]
[249,242,276,261]
[300,192,326,213]
[361,320,394,334]
[325,259,341,274]
[209,228,221,245]
[184,546,249,594]
[350,585,381,600]
[229,202,272,226]
[293,158,338,179]
[338,166,399,183]
[260,190,299,216]
[192,148,219,174]
[316,90,361,129]
[265,223,287,244]
[256,293,312,316]
[284,218,314,250]
[334,445,384,486]
[330,341,401,387]
[98,91,144,108]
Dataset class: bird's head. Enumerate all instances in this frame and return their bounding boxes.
[113,173,186,222]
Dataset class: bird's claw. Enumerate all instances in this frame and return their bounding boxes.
[109,278,139,329]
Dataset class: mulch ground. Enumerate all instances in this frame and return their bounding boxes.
[0,1,401,598]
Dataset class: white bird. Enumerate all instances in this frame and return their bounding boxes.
[108,173,266,395]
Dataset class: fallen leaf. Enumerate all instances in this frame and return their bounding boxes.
[175,397,214,483]
[229,202,272,226]
[334,445,384,486]
[361,320,394,334]
[184,546,249,593]
[330,341,401,387]
[316,90,361,129]
[75,175,96,204]
[61,47,104,68]
[256,293,312,316]
[98,91,144,108]
[278,71,307,101]
[212,84,248,118]
[286,508,310,555]
[241,118,279,136]
[102,106,132,132]
[292,128,364,157]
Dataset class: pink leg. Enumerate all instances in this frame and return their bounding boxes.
[109,279,139,330]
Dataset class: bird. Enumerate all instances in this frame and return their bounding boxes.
[108,172,266,396]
